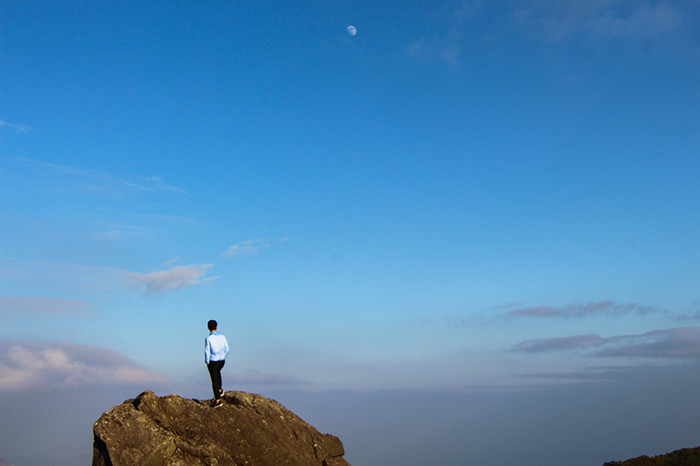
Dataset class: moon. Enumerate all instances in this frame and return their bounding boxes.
[346,25,357,36]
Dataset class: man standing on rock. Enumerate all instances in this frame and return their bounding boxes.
[205,319,229,407]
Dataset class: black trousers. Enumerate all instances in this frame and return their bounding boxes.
[207,360,225,399]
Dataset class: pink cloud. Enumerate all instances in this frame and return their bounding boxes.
[0,341,172,392]
[125,264,217,294]
[513,327,700,360]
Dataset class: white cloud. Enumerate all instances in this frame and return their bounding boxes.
[223,239,272,258]
[0,261,215,298]
[0,297,94,315]
[0,341,172,392]
[409,1,689,60]
[14,157,186,197]
[163,257,180,267]
[589,3,682,38]
[123,175,187,194]
[513,0,684,41]
[513,327,700,360]
[0,120,31,132]
[507,300,657,318]
[125,264,217,294]
[406,1,482,66]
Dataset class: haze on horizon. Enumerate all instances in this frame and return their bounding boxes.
[1,1,700,465]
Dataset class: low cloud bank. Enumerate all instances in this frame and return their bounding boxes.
[513,327,700,360]
[0,341,172,392]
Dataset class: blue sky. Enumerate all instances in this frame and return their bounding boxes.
[2,1,700,464]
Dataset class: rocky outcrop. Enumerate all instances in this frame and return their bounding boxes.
[93,390,350,466]
[604,445,700,465]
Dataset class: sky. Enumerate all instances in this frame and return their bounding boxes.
[1,1,700,464]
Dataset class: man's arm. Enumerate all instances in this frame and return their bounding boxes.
[204,336,211,364]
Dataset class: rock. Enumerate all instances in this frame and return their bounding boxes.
[93,390,350,466]
[604,445,700,465]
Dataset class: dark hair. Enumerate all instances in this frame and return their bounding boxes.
[207,320,218,331]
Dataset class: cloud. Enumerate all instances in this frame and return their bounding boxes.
[14,157,186,197]
[507,300,656,318]
[407,38,462,67]
[513,334,606,353]
[596,327,700,359]
[513,0,684,41]
[489,302,525,311]
[123,176,187,194]
[0,297,94,316]
[408,1,689,59]
[513,327,700,360]
[0,261,215,297]
[589,3,683,38]
[125,264,217,294]
[675,300,700,320]
[163,257,180,267]
[223,238,288,258]
[406,0,484,66]
[0,341,172,392]
[0,120,31,132]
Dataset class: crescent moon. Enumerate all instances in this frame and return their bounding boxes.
[347,25,357,36]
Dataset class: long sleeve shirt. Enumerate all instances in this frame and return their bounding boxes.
[205,331,229,364]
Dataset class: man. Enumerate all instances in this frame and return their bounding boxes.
[205,319,229,407]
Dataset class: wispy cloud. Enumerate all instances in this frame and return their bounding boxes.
[490,302,525,311]
[513,327,700,360]
[590,4,682,39]
[125,264,217,294]
[223,238,289,258]
[0,341,172,392]
[0,297,94,316]
[163,257,180,267]
[407,1,484,66]
[14,157,186,197]
[507,300,657,318]
[675,300,700,320]
[87,215,195,241]
[123,176,186,194]
[513,0,684,41]
[0,261,215,297]
[223,239,270,258]
[406,38,462,67]
[408,1,689,64]
[596,327,700,359]
[0,120,31,132]
[513,334,606,353]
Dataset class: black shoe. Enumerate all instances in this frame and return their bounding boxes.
[212,399,223,408]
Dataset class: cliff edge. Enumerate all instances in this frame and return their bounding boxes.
[93,390,350,466]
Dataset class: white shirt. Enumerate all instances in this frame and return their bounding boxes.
[205,331,229,364]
